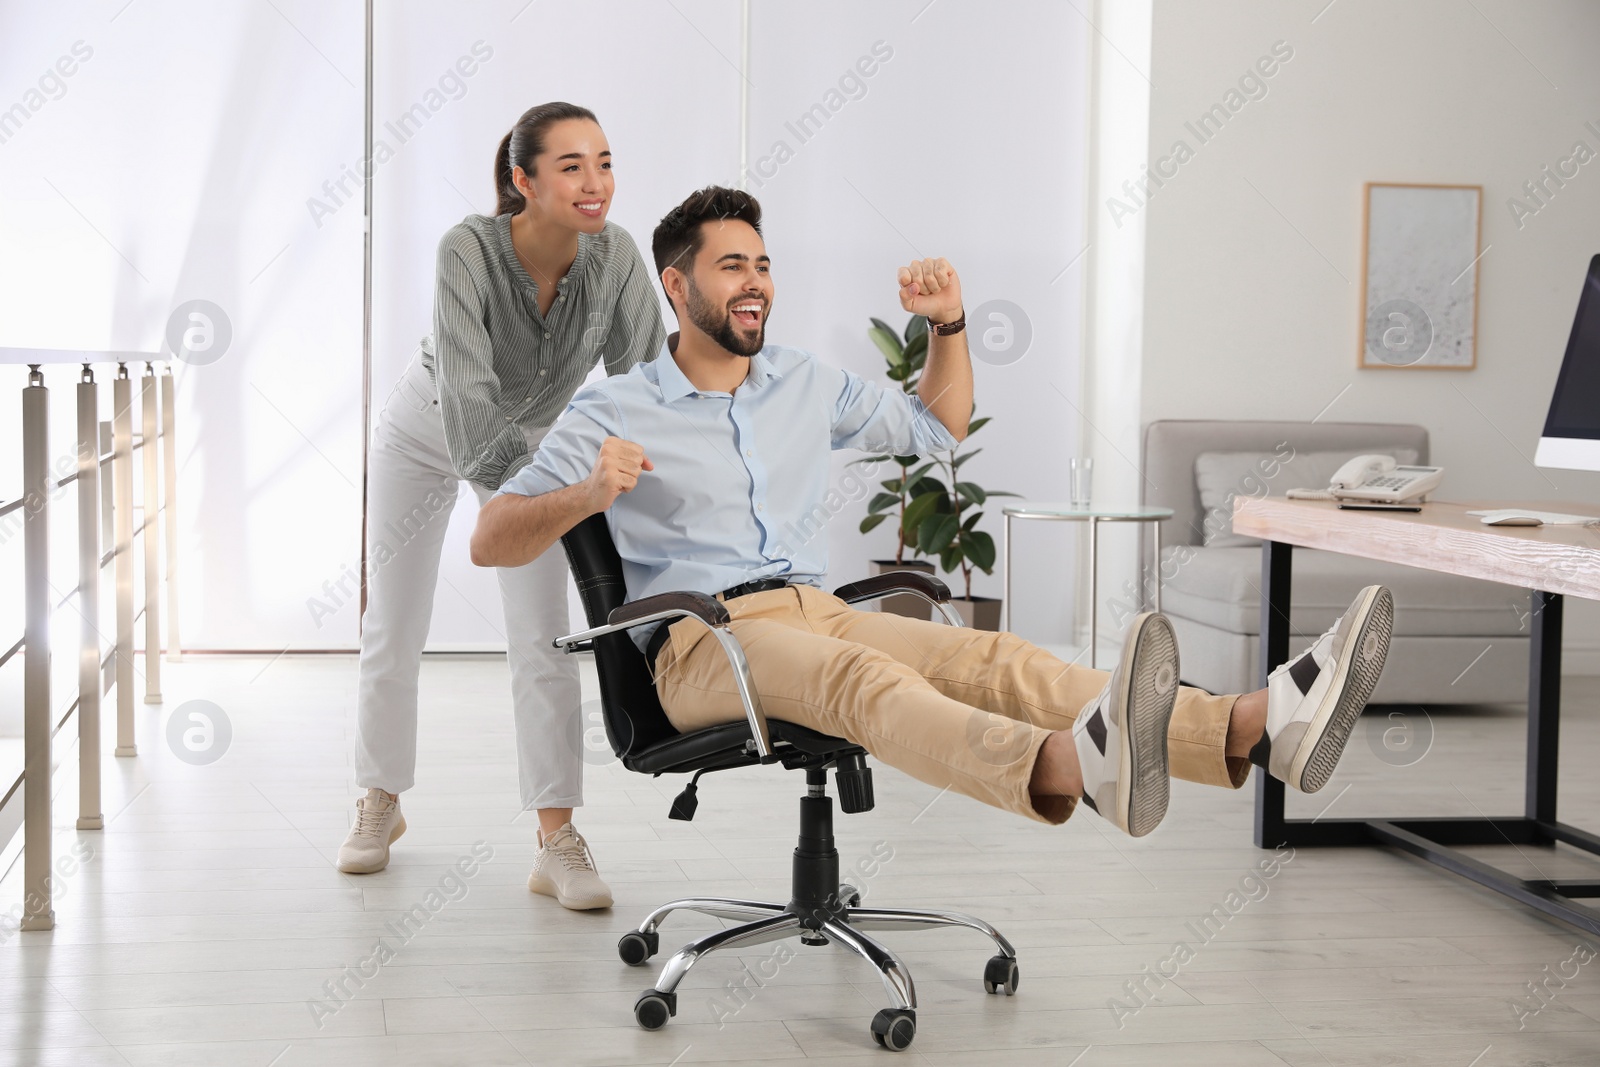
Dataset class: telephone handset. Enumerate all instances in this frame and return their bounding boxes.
[1331,454,1397,491]
[1286,454,1446,504]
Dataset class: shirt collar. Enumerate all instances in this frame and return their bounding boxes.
[747,348,784,387]
[650,342,698,401]
[649,340,785,402]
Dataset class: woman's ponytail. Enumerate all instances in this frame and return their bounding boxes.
[492,101,599,217]
[494,130,521,216]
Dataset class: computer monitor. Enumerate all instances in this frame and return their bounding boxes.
[1536,253,1600,472]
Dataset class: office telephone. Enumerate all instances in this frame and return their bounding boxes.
[1285,454,1446,504]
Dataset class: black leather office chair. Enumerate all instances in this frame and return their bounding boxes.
[556,514,1019,1053]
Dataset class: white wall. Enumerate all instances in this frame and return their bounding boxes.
[744,0,1091,640]
[1140,0,1600,665]
[1080,0,1154,659]
[0,1,364,652]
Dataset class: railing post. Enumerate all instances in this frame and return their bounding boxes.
[98,421,113,698]
[140,363,162,704]
[160,363,180,662]
[77,365,104,830]
[22,365,54,931]
[113,363,136,757]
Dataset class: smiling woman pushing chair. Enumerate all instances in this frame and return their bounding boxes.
[336,103,665,911]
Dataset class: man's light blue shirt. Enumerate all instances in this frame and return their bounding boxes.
[497,339,960,648]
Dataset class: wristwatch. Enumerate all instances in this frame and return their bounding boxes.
[929,309,966,336]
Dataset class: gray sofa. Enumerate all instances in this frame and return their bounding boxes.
[1140,420,1530,704]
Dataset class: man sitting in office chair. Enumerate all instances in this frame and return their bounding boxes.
[471,186,1394,835]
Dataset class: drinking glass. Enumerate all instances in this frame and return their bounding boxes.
[1069,457,1093,509]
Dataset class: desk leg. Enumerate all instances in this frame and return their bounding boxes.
[1253,539,1292,848]
[1240,552,1600,937]
[1088,517,1099,670]
[1002,514,1012,634]
[1528,590,1562,827]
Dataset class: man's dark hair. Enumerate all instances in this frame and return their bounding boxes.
[651,185,764,285]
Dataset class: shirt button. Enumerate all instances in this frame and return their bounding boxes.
[757,503,765,511]
[523,395,531,402]
[539,369,547,376]
[745,449,753,456]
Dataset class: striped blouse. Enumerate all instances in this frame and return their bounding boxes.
[420,213,666,489]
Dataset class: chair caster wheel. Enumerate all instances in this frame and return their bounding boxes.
[839,882,862,908]
[870,1007,916,1051]
[618,929,659,966]
[983,955,1020,996]
[635,989,676,1030]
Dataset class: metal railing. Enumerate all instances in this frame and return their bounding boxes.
[1,350,180,931]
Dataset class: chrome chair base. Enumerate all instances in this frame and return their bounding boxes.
[620,886,1020,1051]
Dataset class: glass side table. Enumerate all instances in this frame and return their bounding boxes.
[1001,504,1175,668]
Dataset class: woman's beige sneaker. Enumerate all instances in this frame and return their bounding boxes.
[336,788,406,874]
[528,823,613,910]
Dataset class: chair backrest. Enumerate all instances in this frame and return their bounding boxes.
[1140,418,1431,555]
[559,513,681,759]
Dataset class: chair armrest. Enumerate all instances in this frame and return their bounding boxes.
[832,572,966,628]
[554,591,728,649]
[552,590,772,759]
[609,591,729,629]
[833,572,952,604]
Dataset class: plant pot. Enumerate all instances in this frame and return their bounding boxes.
[950,595,1003,632]
[869,560,937,620]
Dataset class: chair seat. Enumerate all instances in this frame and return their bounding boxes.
[624,719,863,775]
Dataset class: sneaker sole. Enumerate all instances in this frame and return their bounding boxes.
[527,873,613,911]
[1114,613,1179,838]
[336,814,406,875]
[1293,586,1394,794]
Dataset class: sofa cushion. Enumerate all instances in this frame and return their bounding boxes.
[1195,448,1420,548]
[1159,545,1529,637]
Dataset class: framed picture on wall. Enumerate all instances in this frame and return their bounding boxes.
[1359,182,1482,369]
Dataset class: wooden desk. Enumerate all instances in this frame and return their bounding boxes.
[1232,496,1600,937]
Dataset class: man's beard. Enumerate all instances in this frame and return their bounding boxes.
[686,276,764,357]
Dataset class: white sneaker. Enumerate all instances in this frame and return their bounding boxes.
[528,823,613,910]
[336,788,406,874]
[1260,585,1394,793]
[1072,612,1179,837]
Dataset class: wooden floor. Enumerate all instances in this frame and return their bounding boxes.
[2,653,1599,1065]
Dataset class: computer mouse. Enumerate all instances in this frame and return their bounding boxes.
[1483,514,1542,526]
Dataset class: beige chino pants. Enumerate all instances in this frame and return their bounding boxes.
[651,584,1248,824]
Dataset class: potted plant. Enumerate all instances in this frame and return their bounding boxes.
[858,314,1017,630]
